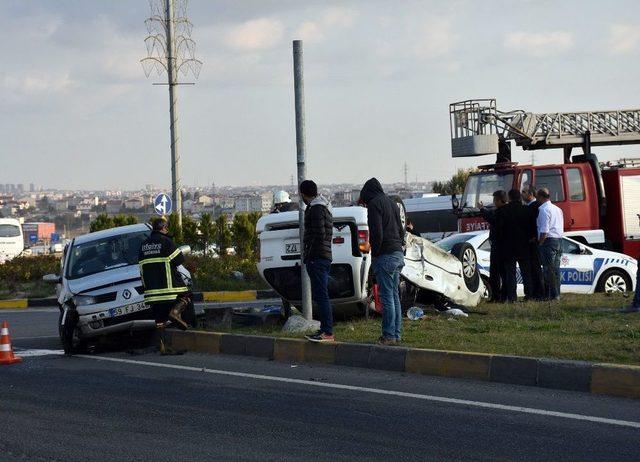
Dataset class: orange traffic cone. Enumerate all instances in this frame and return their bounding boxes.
[0,321,22,365]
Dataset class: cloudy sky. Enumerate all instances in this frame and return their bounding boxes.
[2,0,640,190]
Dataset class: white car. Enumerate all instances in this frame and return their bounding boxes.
[43,223,192,353]
[436,231,638,297]
[256,205,484,314]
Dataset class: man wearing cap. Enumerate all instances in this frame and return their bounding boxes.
[139,217,191,331]
[272,190,297,213]
[536,187,564,301]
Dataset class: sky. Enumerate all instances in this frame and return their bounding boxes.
[1,0,640,190]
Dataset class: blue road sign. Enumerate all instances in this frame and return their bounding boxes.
[29,234,37,243]
[51,233,60,242]
[154,193,172,216]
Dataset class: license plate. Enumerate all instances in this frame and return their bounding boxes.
[108,301,148,318]
[285,242,300,254]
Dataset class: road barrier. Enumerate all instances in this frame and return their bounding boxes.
[0,321,22,365]
[167,330,640,400]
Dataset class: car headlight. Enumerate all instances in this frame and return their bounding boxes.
[73,295,97,306]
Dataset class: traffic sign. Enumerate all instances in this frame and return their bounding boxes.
[154,193,172,216]
[29,234,37,243]
[50,233,60,242]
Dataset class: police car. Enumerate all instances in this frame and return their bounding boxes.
[436,231,637,297]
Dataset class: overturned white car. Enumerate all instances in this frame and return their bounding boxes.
[256,205,483,316]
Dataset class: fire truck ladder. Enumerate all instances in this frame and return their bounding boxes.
[450,99,640,158]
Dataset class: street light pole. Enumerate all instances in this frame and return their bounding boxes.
[293,40,312,321]
[166,0,182,228]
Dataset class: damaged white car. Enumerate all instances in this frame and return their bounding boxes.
[256,204,484,316]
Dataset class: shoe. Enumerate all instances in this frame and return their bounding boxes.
[620,305,640,313]
[377,336,396,346]
[168,306,188,331]
[305,332,335,342]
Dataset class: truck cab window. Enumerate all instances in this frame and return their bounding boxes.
[536,168,565,202]
[567,168,585,201]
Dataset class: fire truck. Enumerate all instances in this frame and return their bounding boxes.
[449,99,640,257]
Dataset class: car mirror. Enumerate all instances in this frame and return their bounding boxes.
[179,245,191,255]
[43,274,62,284]
[451,194,460,210]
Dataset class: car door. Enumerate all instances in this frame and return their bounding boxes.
[559,238,594,293]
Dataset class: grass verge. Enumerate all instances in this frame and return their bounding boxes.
[215,293,640,366]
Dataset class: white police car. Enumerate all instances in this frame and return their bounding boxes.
[43,224,192,353]
[436,231,637,297]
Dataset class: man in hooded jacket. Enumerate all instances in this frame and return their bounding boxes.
[359,178,405,345]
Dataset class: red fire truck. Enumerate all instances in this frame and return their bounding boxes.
[449,99,640,257]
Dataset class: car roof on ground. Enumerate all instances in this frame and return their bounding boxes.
[256,206,369,232]
[73,223,151,245]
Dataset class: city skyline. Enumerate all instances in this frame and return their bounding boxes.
[2,0,640,189]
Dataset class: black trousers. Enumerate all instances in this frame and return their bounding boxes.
[523,242,545,299]
[151,293,195,327]
[489,249,503,301]
[500,255,533,302]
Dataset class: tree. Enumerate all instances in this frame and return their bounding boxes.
[432,169,474,195]
[214,214,232,257]
[112,215,137,227]
[182,215,200,251]
[199,213,215,255]
[167,214,183,244]
[90,214,114,232]
[231,213,259,259]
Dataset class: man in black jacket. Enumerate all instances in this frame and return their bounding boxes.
[522,184,545,299]
[479,190,507,302]
[359,178,405,345]
[139,217,191,331]
[497,189,533,302]
[299,180,334,342]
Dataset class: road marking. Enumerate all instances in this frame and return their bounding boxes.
[77,355,640,429]
[15,349,65,357]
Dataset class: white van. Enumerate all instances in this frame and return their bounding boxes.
[0,218,24,263]
[257,207,372,314]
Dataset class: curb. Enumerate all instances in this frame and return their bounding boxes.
[0,290,278,310]
[166,330,640,400]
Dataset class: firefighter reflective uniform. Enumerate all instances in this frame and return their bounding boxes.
[138,230,189,328]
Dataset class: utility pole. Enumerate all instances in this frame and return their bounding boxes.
[293,40,312,321]
[403,162,409,187]
[142,0,202,230]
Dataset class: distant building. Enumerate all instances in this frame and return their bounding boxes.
[234,192,273,214]
[106,200,123,214]
[22,222,56,242]
[197,195,214,206]
[124,197,144,210]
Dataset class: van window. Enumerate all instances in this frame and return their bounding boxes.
[519,169,533,190]
[567,168,585,201]
[536,169,565,202]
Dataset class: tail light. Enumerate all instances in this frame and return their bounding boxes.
[332,236,345,244]
[358,229,369,253]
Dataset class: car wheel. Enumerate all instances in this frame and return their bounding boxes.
[451,242,480,292]
[58,308,85,355]
[596,269,631,294]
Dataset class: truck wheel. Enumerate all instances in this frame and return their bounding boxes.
[596,269,631,293]
[58,308,85,355]
[451,242,480,292]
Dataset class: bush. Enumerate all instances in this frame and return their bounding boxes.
[0,255,60,296]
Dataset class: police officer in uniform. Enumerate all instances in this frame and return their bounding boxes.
[139,217,191,331]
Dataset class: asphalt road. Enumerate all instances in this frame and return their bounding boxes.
[2,308,640,461]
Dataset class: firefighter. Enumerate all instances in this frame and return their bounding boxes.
[139,217,191,332]
[271,190,297,213]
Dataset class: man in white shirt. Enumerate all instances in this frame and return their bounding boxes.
[536,187,564,300]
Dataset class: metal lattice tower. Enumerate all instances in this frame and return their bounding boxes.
[450,99,640,158]
[141,0,202,227]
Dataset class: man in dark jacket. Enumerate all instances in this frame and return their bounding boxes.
[299,180,334,342]
[359,178,405,345]
[479,190,507,302]
[139,217,191,331]
[522,184,545,299]
[497,189,533,302]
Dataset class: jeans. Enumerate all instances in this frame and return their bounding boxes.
[306,259,333,335]
[527,242,545,300]
[539,238,561,300]
[373,251,405,340]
